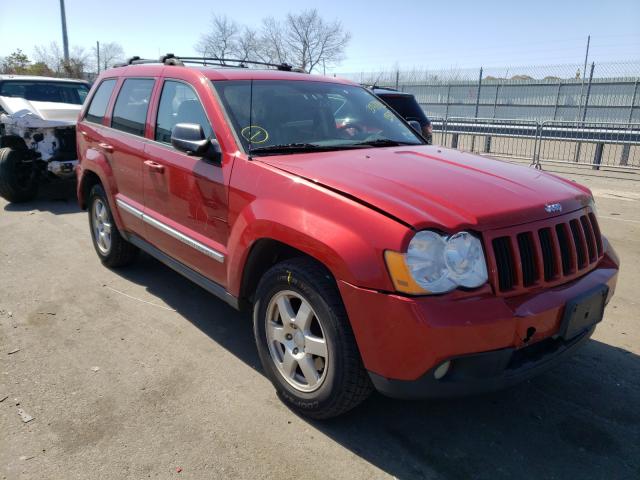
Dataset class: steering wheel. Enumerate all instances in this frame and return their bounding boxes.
[337,120,367,139]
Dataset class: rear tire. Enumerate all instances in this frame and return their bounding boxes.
[0,147,38,203]
[253,258,373,419]
[88,183,138,267]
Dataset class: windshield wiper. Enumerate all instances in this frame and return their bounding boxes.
[249,143,331,155]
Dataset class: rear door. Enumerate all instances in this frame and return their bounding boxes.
[142,78,228,285]
[101,78,156,235]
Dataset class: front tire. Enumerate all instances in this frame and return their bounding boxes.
[88,183,138,267]
[0,147,38,203]
[253,258,373,419]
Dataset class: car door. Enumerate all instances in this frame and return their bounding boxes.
[100,77,156,235]
[142,79,228,285]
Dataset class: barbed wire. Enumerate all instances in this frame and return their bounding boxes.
[337,60,640,85]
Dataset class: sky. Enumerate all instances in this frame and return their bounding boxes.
[1,0,639,74]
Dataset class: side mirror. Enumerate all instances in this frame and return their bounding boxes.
[171,123,221,161]
[408,120,422,134]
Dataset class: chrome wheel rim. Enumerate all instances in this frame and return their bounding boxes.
[265,290,329,393]
[92,199,112,255]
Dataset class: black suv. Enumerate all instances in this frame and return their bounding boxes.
[370,87,432,144]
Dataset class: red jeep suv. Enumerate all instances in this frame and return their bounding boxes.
[76,56,619,419]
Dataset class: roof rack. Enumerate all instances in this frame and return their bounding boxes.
[114,54,301,72]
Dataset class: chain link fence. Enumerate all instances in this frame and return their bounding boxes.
[339,61,640,171]
[339,61,640,124]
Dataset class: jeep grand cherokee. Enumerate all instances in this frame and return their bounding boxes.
[76,56,619,419]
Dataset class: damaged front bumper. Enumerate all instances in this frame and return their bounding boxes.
[47,159,78,178]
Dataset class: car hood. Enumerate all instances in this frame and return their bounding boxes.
[259,145,592,231]
[0,96,80,128]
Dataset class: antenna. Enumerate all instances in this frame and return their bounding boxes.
[372,71,384,89]
[248,79,254,160]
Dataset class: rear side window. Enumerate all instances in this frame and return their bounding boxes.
[379,94,428,124]
[111,78,155,136]
[85,79,116,124]
[155,80,214,144]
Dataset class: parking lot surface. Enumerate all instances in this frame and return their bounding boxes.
[1,170,639,480]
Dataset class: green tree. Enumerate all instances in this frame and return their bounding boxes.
[1,49,31,74]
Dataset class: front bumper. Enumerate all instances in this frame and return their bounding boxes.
[337,246,618,398]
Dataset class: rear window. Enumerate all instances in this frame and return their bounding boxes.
[377,94,428,124]
[0,80,89,105]
[111,78,155,136]
[85,79,116,124]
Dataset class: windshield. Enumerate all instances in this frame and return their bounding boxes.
[212,80,423,154]
[0,80,89,105]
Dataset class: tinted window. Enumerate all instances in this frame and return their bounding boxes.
[85,79,116,124]
[378,94,429,125]
[0,80,89,105]
[155,80,213,144]
[111,79,155,136]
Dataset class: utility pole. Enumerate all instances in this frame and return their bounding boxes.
[96,41,100,74]
[59,0,70,63]
[576,35,591,121]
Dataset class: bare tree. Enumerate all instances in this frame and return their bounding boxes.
[33,42,90,78]
[93,42,125,71]
[195,14,240,62]
[259,17,290,65]
[283,9,350,73]
[237,27,260,62]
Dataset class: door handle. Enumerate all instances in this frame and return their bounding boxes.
[144,160,165,174]
[98,142,114,153]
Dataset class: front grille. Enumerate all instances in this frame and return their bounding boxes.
[488,209,603,294]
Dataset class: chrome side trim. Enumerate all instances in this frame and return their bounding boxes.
[116,198,143,220]
[142,215,225,263]
[115,197,224,263]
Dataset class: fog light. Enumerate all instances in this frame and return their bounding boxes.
[433,361,451,380]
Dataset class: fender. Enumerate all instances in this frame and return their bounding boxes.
[76,147,127,232]
[225,160,412,297]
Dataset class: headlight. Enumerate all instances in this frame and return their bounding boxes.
[385,230,488,294]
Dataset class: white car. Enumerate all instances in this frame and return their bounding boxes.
[0,75,89,202]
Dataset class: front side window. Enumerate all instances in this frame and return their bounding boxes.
[0,80,89,105]
[111,78,155,136]
[155,80,213,144]
[85,79,116,124]
[212,80,423,155]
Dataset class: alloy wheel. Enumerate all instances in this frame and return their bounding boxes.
[265,290,329,392]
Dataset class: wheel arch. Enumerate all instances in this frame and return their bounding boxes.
[78,169,102,209]
[238,238,336,310]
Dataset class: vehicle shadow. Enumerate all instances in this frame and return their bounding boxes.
[117,253,640,480]
[3,180,80,215]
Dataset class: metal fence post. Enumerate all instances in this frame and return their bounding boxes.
[581,62,595,122]
[474,67,483,118]
[552,80,562,120]
[444,84,451,119]
[471,67,483,151]
[628,80,638,124]
[574,63,595,162]
[492,81,500,119]
[532,121,543,168]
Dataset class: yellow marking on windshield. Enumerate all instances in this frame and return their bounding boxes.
[241,125,269,144]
